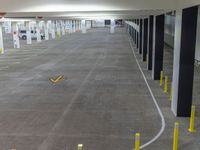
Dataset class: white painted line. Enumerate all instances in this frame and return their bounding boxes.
[0,62,21,65]
[0,60,23,63]
[129,38,166,150]
[0,66,9,70]
[0,56,36,61]
[23,58,31,60]
[0,55,37,59]
[38,54,103,150]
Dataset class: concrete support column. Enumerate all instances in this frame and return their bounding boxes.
[148,16,154,70]
[76,20,78,31]
[77,20,80,31]
[36,22,41,42]
[5,21,12,34]
[125,22,128,32]
[128,23,130,36]
[130,21,133,39]
[142,18,148,62]
[136,19,139,49]
[81,20,86,34]
[172,6,198,117]
[134,20,137,44]
[0,24,4,54]
[74,21,76,32]
[12,22,20,49]
[139,19,143,54]
[130,25,132,37]
[56,21,61,38]
[130,24,132,37]
[68,20,72,34]
[61,21,65,35]
[44,21,49,40]
[25,22,32,44]
[132,22,134,40]
[133,20,135,43]
[127,23,130,34]
[152,14,164,80]
[51,21,56,39]
[69,20,73,33]
[110,19,115,34]
[90,20,92,29]
[73,20,76,33]
[77,20,79,31]
[64,20,67,33]
[79,20,81,31]
[127,23,129,33]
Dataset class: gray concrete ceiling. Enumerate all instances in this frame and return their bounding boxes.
[0,0,199,19]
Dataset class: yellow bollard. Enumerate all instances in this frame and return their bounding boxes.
[78,144,83,150]
[173,122,179,150]
[57,33,61,38]
[0,48,2,54]
[135,133,140,150]
[188,105,196,133]
[164,76,168,93]
[170,83,173,101]
[160,71,163,86]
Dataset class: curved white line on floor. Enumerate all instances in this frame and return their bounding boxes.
[128,38,166,149]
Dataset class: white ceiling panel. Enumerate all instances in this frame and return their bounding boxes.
[0,0,198,19]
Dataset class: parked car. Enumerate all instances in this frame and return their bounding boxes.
[19,30,45,40]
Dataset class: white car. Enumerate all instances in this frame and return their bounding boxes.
[19,30,45,40]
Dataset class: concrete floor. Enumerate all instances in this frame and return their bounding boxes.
[0,28,199,150]
[134,38,200,150]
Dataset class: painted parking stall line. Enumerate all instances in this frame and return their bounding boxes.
[129,37,166,150]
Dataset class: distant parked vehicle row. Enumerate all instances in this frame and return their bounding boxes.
[18,30,45,40]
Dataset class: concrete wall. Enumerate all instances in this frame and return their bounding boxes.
[195,6,200,62]
[92,20,105,28]
[164,10,200,62]
[86,20,92,29]
[164,14,175,48]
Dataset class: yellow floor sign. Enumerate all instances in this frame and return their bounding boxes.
[49,75,64,84]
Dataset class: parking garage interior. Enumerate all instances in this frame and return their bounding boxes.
[0,0,200,150]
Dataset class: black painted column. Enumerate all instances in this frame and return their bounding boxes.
[139,19,143,54]
[152,14,164,80]
[136,19,139,49]
[143,18,148,62]
[172,6,198,117]
[148,16,154,70]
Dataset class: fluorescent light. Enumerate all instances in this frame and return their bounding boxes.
[19,4,117,12]
[0,18,34,22]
